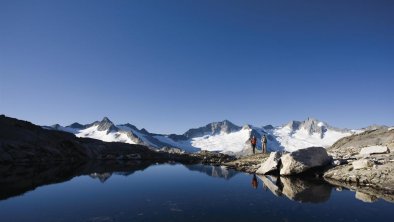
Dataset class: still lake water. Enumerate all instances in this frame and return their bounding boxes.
[0,162,393,222]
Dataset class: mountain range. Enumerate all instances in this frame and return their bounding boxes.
[45,117,389,155]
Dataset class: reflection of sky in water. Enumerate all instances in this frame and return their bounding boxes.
[0,163,393,222]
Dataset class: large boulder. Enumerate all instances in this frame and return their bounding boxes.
[280,147,331,175]
[256,152,281,175]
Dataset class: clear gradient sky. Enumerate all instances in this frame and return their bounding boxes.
[0,0,393,134]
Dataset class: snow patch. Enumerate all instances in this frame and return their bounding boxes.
[273,126,351,152]
[153,135,198,152]
[76,125,136,144]
[190,129,251,153]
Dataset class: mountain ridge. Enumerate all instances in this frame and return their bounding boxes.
[44,116,390,155]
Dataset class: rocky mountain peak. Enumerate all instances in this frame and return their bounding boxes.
[96,117,118,132]
[184,120,241,139]
[210,120,240,134]
[67,122,85,129]
[101,117,111,123]
[284,118,328,136]
[302,117,327,135]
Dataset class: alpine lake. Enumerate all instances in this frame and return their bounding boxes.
[0,161,393,222]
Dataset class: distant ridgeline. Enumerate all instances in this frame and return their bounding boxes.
[44,116,389,156]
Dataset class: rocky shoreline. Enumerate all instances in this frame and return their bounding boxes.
[220,128,394,203]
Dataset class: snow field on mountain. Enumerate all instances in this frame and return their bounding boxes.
[76,125,137,144]
[189,128,251,153]
[153,135,199,152]
[273,126,351,152]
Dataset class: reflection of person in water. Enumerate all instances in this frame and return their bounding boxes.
[251,174,258,189]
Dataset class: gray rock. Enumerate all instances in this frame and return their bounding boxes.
[352,159,373,170]
[360,146,389,155]
[256,152,281,175]
[280,147,331,175]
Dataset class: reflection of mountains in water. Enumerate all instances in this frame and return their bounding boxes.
[0,161,153,201]
[185,164,238,180]
[90,172,113,183]
[89,170,142,182]
[257,175,332,203]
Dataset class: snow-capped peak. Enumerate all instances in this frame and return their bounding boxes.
[95,117,117,132]
[275,117,353,152]
[284,117,335,136]
[183,120,241,139]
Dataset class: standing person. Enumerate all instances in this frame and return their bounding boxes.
[262,135,267,154]
[250,135,257,154]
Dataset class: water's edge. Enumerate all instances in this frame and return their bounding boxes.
[1,161,392,204]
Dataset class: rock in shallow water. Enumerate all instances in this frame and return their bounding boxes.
[280,147,331,175]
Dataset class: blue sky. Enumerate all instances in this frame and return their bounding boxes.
[1,0,393,134]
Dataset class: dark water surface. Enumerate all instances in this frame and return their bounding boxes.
[0,162,393,222]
